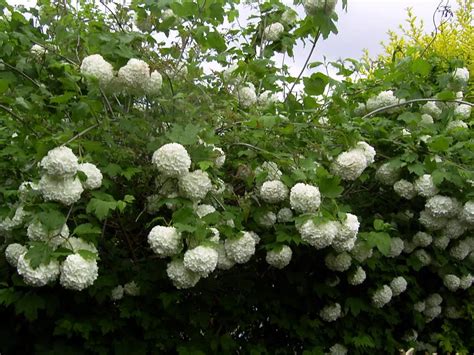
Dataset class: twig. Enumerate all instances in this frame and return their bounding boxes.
[100,0,125,32]
[229,142,279,158]
[362,98,473,119]
[0,60,41,88]
[0,104,39,137]
[62,123,99,146]
[420,0,452,58]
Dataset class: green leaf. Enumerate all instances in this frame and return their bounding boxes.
[0,79,9,94]
[74,223,102,236]
[24,243,54,269]
[37,210,66,231]
[318,175,344,198]
[15,293,46,321]
[411,58,431,76]
[207,31,226,52]
[86,198,117,221]
[166,124,201,145]
[77,249,98,261]
[303,72,328,96]
[429,136,452,152]
[363,232,391,256]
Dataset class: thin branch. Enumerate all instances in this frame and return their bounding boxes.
[0,60,41,88]
[420,0,452,58]
[362,98,473,119]
[229,142,279,158]
[62,123,99,146]
[100,0,125,32]
[0,104,39,137]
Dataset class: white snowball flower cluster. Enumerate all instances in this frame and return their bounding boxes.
[451,67,469,88]
[31,44,47,58]
[390,276,407,296]
[347,266,366,285]
[161,8,175,21]
[443,274,460,292]
[454,103,471,119]
[183,246,218,277]
[414,301,426,312]
[255,161,282,181]
[366,90,402,112]
[17,254,60,287]
[195,204,216,218]
[266,245,292,269]
[459,274,473,289]
[27,221,69,248]
[80,54,114,86]
[59,254,98,291]
[0,206,29,233]
[263,22,284,42]
[425,195,461,218]
[372,285,393,308]
[424,294,442,321]
[350,240,373,262]
[257,91,278,108]
[144,70,163,95]
[420,113,434,125]
[303,0,338,15]
[414,249,431,266]
[298,220,338,249]
[63,237,98,254]
[421,101,442,119]
[235,83,257,108]
[290,183,321,213]
[393,179,416,199]
[39,174,84,206]
[5,243,27,267]
[258,211,277,228]
[40,146,78,176]
[211,146,226,168]
[166,259,201,289]
[325,252,352,272]
[281,8,298,24]
[375,162,400,185]
[147,225,182,257]
[445,306,463,319]
[449,240,470,260]
[152,143,191,178]
[179,170,212,201]
[224,232,256,264]
[333,213,359,252]
[277,208,293,223]
[331,147,372,181]
[77,163,103,190]
[215,242,235,270]
[419,209,447,231]
[118,58,150,92]
[259,180,288,203]
[433,235,450,250]
[123,281,140,296]
[110,285,124,301]
[415,174,439,198]
[446,120,468,131]
[412,232,432,247]
[460,201,474,224]
[319,303,342,322]
[356,141,376,164]
[387,237,404,258]
[18,181,39,202]
[328,343,347,355]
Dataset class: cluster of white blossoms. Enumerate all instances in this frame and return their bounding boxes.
[421,101,442,119]
[235,83,257,108]
[255,161,283,181]
[375,162,401,186]
[387,237,404,258]
[347,266,366,285]
[319,303,342,322]
[224,232,257,264]
[30,44,47,58]
[257,91,278,108]
[331,142,375,181]
[290,183,321,213]
[110,281,140,301]
[147,226,183,257]
[389,276,408,296]
[423,294,443,322]
[425,195,461,218]
[393,179,416,200]
[303,0,338,15]
[328,343,348,355]
[263,22,284,42]
[443,274,460,292]
[265,245,292,269]
[60,253,98,291]
[412,232,432,248]
[259,180,288,203]
[325,252,352,272]
[166,259,201,289]
[450,67,469,90]
[80,55,163,96]
[371,285,393,308]
[183,246,218,277]
[366,90,405,112]
[27,221,69,248]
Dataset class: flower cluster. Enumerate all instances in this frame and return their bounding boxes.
[263,22,284,42]
[331,142,375,181]
[265,245,292,269]
[303,0,338,15]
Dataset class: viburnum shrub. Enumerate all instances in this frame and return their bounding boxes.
[0,0,473,353]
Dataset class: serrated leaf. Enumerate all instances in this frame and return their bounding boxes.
[411,58,431,76]
[77,249,98,261]
[86,198,117,221]
[303,72,328,96]
[15,293,46,321]
[25,243,54,269]
[37,210,66,231]
[74,223,102,236]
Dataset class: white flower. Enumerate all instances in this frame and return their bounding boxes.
[454,104,471,119]
[328,343,347,355]
[5,243,27,267]
[366,90,400,112]
[421,101,442,119]
[356,141,376,164]
[260,180,288,204]
[215,242,235,270]
[277,208,293,223]
[62,237,97,254]
[257,211,277,227]
[331,149,368,181]
[31,44,47,58]
[419,209,447,231]
[147,225,182,257]
[17,254,60,287]
[425,195,461,218]
[354,102,366,116]
[372,285,393,308]
[60,254,98,291]
[337,213,360,240]
[0,206,29,232]
[161,8,175,21]
[290,183,321,213]
[263,22,284,42]
[426,293,443,307]
[144,70,163,95]
[165,63,188,79]
[223,63,239,82]
[123,281,140,296]
[77,163,102,189]
[257,91,278,108]
[390,276,407,296]
[281,8,298,24]
[387,237,404,258]
[375,162,400,185]
[414,249,431,266]
[179,170,212,201]
[111,285,124,300]
[236,83,257,108]
[350,240,373,262]
[80,54,114,86]
[347,266,366,285]
[443,274,460,292]
[325,252,351,272]
[460,201,474,224]
[303,0,338,15]
[459,274,473,290]
[319,303,341,322]
[27,221,69,248]
[212,146,226,168]
[414,301,426,312]
[266,245,292,269]
[412,232,432,247]
[224,232,256,264]
[183,246,218,277]
[39,175,84,205]
[449,240,470,260]
[446,120,468,130]
[451,67,469,88]
[298,220,338,249]
[118,58,150,92]
[255,161,282,181]
[424,305,442,320]
[195,204,216,218]
[403,241,416,254]
[40,146,78,176]
[248,231,260,244]
[18,181,39,202]
[166,259,201,289]
[433,235,450,250]
[152,143,191,178]
[420,114,434,125]
[393,179,416,199]
[415,174,438,197]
